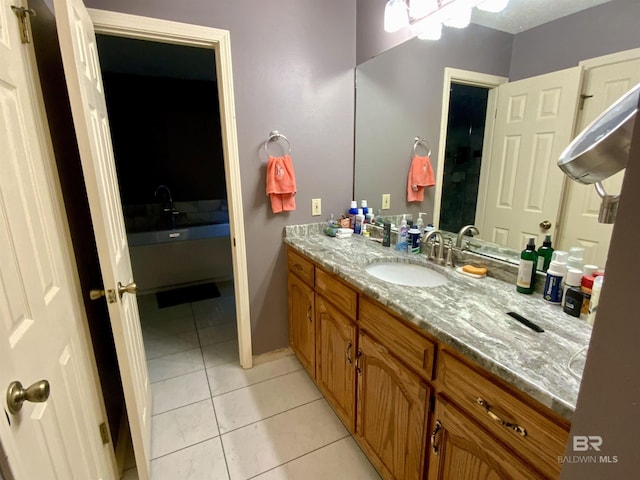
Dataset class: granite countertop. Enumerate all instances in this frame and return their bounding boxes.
[284,224,592,421]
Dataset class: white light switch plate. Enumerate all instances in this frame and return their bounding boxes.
[312,198,322,216]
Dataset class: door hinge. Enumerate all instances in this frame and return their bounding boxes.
[99,422,110,444]
[11,5,36,44]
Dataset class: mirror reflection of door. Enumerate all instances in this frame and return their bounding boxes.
[439,83,489,233]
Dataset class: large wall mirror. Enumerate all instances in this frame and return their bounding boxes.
[354,0,640,268]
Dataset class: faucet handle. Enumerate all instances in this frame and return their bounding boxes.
[445,240,455,267]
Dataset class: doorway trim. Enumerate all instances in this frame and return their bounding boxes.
[88,9,253,368]
[433,68,508,229]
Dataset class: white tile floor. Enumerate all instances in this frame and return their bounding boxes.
[122,282,381,480]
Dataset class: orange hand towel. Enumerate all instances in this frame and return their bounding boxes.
[266,154,297,213]
[407,155,435,202]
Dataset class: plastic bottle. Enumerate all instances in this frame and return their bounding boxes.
[562,268,584,317]
[416,213,425,233]
[396,214,408,251]
[348,201,358,229]
[360,200,369,217]
[408,227,421,254]
[542,250,567,304]
[536,235,554,272]
[582,264,598,277]
[567,247,585,271]
[365,209,375,224]
[354,208,365,234]
[382,222,391,247]
[587,275,604,326]
[580,275,595,320]
[516,237,538,294]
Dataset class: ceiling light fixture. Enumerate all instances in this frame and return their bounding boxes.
[384,0,410,33]
[386,0,510,40]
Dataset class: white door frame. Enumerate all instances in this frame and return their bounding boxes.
[88,9,253,368]
[433,68,508,229]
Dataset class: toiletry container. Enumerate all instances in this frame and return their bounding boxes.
[567,247,585,271]
[580,275,595,320]
[348,201,358,229]
[562,268,584,317]
[536,235,554,272]
[517,237,538,294]
[396,215,408,251]
[382,223,391,247]
[582,264,598,277]
[587,275,604,325]
[360,200,369,217]
[543,251,567,304]
[408,227,421,254]
[354,208,365,234]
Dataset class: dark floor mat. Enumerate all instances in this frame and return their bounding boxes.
[156,282,221,308]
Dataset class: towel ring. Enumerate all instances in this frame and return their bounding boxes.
[264,130,292,156]
[413,137,431,156]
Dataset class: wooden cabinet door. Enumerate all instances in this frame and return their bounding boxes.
[355,332,429,480]
[288,273,315,377]
[316,295,357,432]
[428,396,542,480]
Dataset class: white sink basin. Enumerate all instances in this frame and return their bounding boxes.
[364,262,448,287]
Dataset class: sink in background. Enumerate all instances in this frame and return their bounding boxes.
[364,262,448,288]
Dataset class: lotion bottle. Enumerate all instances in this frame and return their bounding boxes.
[543,251,567,304]
[536,234,554,272]
[396,215,408,251]
[517,237,537,294]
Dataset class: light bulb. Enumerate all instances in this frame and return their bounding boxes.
[410,0,439,19]
[416,20,442,40]
[443,3,472,29]
[477,0,510,13]
[384,0,409,33]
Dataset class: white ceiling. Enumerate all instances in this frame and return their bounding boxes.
[470,0,612,34]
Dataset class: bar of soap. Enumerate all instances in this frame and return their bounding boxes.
[460,265,487,277]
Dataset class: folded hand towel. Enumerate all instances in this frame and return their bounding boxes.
[407,154,435,202]
[266,154,297,213]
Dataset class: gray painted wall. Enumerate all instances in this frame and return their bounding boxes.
[355,25,512,223]
[509,0,640,80]
[356,0,414,65]
[81,0,356,354]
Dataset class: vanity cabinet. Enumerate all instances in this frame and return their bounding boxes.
[428,395,540,479]
[286,246,570,480]
[315,294,357,432]
[356,331,429,480]
[287,252,315,378]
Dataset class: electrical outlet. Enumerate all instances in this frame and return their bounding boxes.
[382,194,391,210]
[312,198,322,216]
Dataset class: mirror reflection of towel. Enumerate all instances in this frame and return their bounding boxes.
[407,155,435,202]
[266,154,297,213]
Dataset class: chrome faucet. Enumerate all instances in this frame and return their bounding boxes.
[154,185,178,229]
[456,225,479,248]
[421,229,445,264]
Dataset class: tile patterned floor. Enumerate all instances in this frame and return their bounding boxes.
[123,282,380,479]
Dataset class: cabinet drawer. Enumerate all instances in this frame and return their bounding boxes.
[287,249,314,286]
[438,351,569,479]
[315,269,358,320]
[359,297,436,381]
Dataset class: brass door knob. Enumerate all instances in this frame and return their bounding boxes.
[539,220,552,230]
[118,281,137,299]
[6,380,50,414]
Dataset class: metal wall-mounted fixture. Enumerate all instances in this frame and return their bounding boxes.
[384,0,510,39]
[558,82,640,224]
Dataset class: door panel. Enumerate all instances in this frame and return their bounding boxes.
[288,274,315,377]
[557,56,640,267]
[478,67,582,251]
[0,0,114,477]
[355,332,428,480]
[54,0,151,477]
[315,295,356,432]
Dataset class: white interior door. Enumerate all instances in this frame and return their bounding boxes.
[477,67,582,251]
[53,0,151,478]
[557,52,640,268]
[0,0,114,478]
